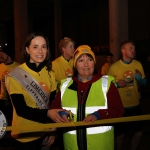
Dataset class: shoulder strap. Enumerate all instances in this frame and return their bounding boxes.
[7,67,49,109]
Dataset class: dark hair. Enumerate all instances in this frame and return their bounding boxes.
[2,46,14,59]
[22,32,52,72]
[120,40,135,50]
[106,52,113,57]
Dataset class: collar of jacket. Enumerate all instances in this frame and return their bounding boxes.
[26,60,45,72]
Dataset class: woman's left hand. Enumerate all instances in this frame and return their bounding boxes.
[83,115,97,123]
[44,135,56,147]
[43,128,56,146]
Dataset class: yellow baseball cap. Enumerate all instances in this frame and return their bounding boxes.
[73,45,96,67]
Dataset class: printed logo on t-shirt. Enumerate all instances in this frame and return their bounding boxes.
[39,82,50,92]
[65,69,73,78]
[123,70,134,86]
[35,82,50,108]
[123,70,134,97]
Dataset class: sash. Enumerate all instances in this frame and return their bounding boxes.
[7,67,49,109]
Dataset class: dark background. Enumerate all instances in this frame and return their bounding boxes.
[0,0,150,90]
[0,1,150,149]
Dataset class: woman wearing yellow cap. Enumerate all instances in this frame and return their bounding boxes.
[50,45,124,150]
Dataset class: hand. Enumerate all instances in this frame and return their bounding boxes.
[62,114,70,123]
[117,79,127,88]
[83,115,97,123]
[47,109,68,123]
[43,135,55,147]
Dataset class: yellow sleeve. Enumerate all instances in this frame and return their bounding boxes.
[52,61,58,80]
[5,75,23,95]
[107,65,114,76]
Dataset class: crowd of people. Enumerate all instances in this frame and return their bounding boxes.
[0,32,147,150]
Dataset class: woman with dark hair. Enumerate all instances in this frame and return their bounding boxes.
[50,45,124,150]
[22,32,52,73]
[5,32,65,150]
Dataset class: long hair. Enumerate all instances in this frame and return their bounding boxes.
[22,32,52,72]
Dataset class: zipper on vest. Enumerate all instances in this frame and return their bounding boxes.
[77,90,87,150]
[80,90,84,104]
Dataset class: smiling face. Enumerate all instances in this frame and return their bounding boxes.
[75,54,95,81]
[26,36,47,66]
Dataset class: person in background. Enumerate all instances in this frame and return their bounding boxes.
[50,45,124,150]
[5,32,66,150]
[52,37,75,150]
[108,40,147,150]
[0,46,19,123]
[52,37,75,90]
[101,52,113,75]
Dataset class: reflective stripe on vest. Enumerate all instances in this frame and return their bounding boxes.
[67,126,112,134]
[61,78,72,99]
[102,75,108,109]
[62,106,108,115]
[62,107,112,134]
[61,76,113,134]
[61,76,108,108]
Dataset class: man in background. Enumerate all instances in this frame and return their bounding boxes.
[52,37,75,91]
[0,46,19,123]
[108,40,147,150]
[101,52,113,75]
[51,37,75,150]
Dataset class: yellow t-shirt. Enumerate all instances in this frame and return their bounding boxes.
[108,60,145,107]
[101,63,111,75]
[5,63,56,142]
[52,56,74,84]
[0,62,19,100]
